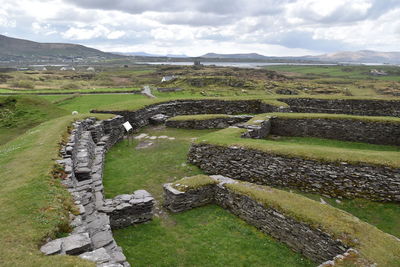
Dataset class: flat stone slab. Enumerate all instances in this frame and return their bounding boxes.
[92,230,114,249]
[40,238,63,255]
[79,248,111,264]
[63,233,92,255]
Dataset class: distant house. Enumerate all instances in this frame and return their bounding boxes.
[32,66,47,71]
[370,69,387,76]
[60,66,76,71]
[161,75,176,82]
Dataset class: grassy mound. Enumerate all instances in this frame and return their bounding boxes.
[0,96,67,144]
[0,113,111,266]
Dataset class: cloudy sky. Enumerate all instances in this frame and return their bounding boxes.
[1,0,400,56]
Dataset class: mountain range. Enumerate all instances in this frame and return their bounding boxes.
[125,51,400,64]
[201,51,400,64]
[1,34,400,64]
[0,34,122,62]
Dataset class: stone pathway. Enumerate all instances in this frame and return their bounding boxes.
[141,85,156,98]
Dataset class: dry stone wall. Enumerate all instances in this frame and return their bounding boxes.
[166,115,253,129]
[188,144,400,202]
[269,117,400,146]
[41,117,154,267]
[163,176,349,264]
[279,98,400,117]
[93,98,400,133]
[93,99,285,129]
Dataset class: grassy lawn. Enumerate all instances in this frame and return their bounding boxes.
[114,205,314,267]
[103,127,217,199]
[0,87,140,94]
[51,94,148,113]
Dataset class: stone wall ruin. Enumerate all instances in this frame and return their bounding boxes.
[42,117,154,267]
[188,143,400,202]
[163,176,352,265]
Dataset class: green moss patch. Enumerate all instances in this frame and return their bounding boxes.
[172,175,218,192]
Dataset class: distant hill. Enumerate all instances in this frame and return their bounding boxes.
[0,34,123,62]
[201,51,400,64]
[309,50,400,64]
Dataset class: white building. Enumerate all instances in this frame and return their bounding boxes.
[60,66,76,71]
[161,75,176,82]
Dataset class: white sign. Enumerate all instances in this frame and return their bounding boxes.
[123,121,133,132]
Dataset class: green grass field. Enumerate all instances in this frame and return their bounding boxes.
[47,94,148,113]
[103,127,215,199]
[114,205,314,267]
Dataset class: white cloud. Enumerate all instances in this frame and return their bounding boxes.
[107,30,126,39]
[0,0,400,55]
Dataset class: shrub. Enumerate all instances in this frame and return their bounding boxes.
[11,80,35,89]
[61,82,81,90]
